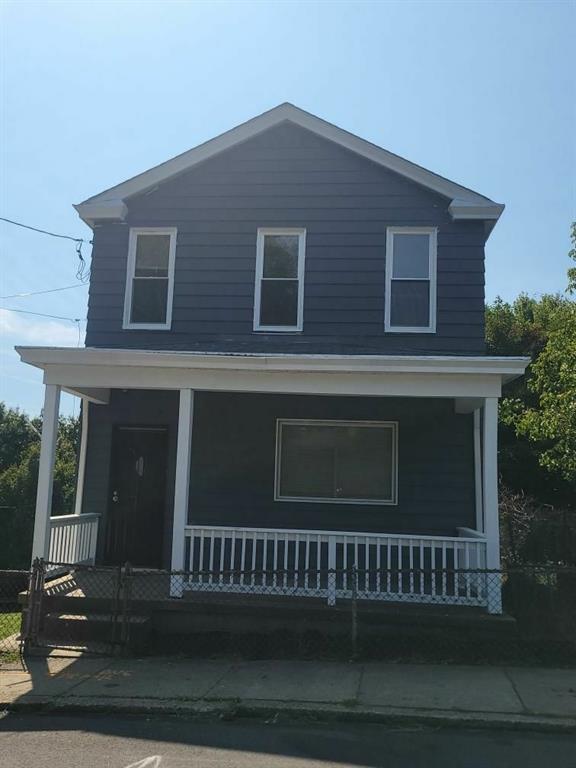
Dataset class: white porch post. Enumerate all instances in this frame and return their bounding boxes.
[170,389,194,596]
[31,384,61,563]
[73,398,89,516]
[482,397,502,614]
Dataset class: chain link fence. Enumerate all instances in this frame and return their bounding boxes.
[0,570,28,663]
[12,560,575,665]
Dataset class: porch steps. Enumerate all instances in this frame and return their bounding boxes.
[41,611,152,654]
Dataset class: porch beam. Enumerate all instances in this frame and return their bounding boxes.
[482,397,502,613]
[171,389,194,590]
[31,384,61,562]
[43,365,505,399]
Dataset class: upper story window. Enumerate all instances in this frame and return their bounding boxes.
[385,227,437,333]
[123,228,177,330]
[253,228,306,332]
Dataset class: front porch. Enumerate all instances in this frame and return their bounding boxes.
[17,347,529,616]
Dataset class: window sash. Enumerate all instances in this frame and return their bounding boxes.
[254,228,306,331]
[275,419,398,505]
[123,228,177,330]
[385,228,437,333]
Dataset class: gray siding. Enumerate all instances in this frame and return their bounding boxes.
[189,392,476,536]
[82,390,476,549]
[85,122,486,355]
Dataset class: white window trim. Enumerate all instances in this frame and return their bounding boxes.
[253,228,306,332]
[385,227,437,333]
[123,227,177,330]
[274,418,399,506]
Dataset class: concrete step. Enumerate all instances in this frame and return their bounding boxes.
[41,612,152,652]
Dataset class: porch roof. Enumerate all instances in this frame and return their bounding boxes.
[16,346,529,405]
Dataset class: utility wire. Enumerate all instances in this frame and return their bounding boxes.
[0,217,91,244]
[1,216,92,283]
[1,283,88,300]
[0,306,85,323]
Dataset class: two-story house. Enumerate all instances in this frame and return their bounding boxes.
[18,104,528,613]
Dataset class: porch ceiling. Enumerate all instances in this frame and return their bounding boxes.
[16,346,529,401]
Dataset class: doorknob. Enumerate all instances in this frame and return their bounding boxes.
[112,490,119,503]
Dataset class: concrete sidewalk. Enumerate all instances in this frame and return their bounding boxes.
[1,654,575,733]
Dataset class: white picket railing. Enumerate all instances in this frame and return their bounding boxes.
[49,513,100,566]
[183,525,491,610]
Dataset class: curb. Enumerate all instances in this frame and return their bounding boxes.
[3,697,576,735]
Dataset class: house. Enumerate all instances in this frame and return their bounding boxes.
[17,104,528,615]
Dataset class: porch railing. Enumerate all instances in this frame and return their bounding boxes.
[48,513,100,567]
[183,525,492,610]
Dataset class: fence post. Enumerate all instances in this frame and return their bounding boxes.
[119,562,133,654]
[350,566,358,660]
[22,558,45,650]
[327,537,336,606]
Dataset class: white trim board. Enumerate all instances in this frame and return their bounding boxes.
[74,103,504,230]
[16,347,529,400]
[15,346,530,380]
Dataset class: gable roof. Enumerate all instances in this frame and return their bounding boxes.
[75,103,504,231]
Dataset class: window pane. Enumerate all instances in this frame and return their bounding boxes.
[135,235,171,277]
[390,280,430,327]
[392,234,430,279]
[260,279,298,327]
[130,278,168,324]
[263,235,299,278]
[279,423,394,502]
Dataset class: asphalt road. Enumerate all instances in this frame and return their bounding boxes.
[0,712,575,768]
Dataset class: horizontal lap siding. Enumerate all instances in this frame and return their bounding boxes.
[86,122,486,355]
[189,392,476,536]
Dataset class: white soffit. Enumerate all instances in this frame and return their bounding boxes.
[74,103,504,229]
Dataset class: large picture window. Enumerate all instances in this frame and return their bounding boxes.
[385,227,437,333]
[123,228,177,330]
[275,420,398,505]
[253,228,306,332]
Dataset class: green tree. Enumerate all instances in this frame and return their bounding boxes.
[567,221,576,295]
[0,404,79,568]
[514,304,576,482]
[486,224,576,507]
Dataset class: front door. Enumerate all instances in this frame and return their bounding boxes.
[105,426,168,568]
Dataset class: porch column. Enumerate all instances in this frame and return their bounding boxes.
[31,384,61,563]
[482,397,502,613]
[170,389,194,596]
[73,398,89,515]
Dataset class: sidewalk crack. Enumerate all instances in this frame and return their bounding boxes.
[503,667,529,714]
[353,665,365,705]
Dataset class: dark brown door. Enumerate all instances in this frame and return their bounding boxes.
[105,426,168,568]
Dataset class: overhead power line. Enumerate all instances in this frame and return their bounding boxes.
[0,216,91,244]
[0,306,85,323]
[0,283,88,300]
[0,215,92,283]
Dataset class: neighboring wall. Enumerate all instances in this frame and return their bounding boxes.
[82,389,179,568]
[86,122,486,356]
[189,392,476,535]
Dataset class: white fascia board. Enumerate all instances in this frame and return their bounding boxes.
[74,103,503,227]
[15,346,530,381]
[72,200,127,226]
[448,199,505,220]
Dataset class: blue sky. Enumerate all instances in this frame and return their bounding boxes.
[1,0,574,415]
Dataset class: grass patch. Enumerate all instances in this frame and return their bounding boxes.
[0,612,21,642]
